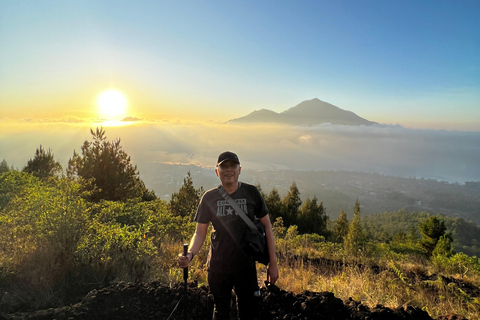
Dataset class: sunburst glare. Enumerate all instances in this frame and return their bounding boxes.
[97,89,128,120]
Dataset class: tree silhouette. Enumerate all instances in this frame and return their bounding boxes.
[67,127,151,202]
[344,200,366,256]
[419,216,448,256]
[265,188,282,222]
[281,181,301,227]
[297,196,328,235]
[23,145,62,179]
[333,209,349,243]
[169,171,204,221]
[0,159,11,174]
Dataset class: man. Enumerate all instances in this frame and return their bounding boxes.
[178,151,279,320]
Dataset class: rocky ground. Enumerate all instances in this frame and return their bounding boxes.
[0,281,469,320]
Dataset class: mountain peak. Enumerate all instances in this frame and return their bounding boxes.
[228,99,376,126]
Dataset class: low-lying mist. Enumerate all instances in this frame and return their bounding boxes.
[1,120,479,183]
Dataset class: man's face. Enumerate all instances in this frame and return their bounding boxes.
[215,160,241,187]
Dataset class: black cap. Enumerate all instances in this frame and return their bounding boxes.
[217,151,240,166]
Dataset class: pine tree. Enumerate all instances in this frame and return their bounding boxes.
[344,199,366,257]
[0,159,11,174]
[67,127,152,202]
[23,145,62,179]
[297,196,328,235]
[169,171,204,221]
[419,216,448,256]
[432,233,454,258]
[333,209,349,243]
[265,188,282,222]
[281,181,301,227]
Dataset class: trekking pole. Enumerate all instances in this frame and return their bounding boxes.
[166,244,189,320]
[183,243,188,293]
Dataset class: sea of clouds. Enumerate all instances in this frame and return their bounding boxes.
[1,119,479,183]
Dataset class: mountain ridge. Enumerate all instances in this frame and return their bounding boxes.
[228,98,377,126]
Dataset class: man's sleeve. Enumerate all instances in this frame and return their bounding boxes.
[255,187,269,219]
[195,192,212,224]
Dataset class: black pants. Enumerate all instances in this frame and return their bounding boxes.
[208,266,259,320]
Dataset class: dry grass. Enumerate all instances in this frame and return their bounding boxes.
[273,256,480,320]
[156,241,210,287]
[164,238,480,320]
[147,235,480,320]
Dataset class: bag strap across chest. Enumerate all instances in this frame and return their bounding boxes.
[217,186,257,231]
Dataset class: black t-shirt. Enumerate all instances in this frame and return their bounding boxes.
[195,182,268,272]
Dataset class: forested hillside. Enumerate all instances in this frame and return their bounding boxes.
[1,128,479,319]
[138,163,480,225]
[363,210,480,257]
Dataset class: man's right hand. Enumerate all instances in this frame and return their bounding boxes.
[177,251,193,268]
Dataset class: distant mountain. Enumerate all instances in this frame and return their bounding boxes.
[228,98,377,126]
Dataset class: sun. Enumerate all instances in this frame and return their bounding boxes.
[96,89,128,119]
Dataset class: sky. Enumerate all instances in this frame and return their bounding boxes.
[1,0,479,128]
[1,1,480,184]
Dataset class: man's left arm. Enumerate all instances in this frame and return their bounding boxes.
[259,214,279,284]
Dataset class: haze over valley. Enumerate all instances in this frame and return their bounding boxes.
[2,99,479,225]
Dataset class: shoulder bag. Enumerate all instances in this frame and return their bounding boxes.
[218,186,270,265]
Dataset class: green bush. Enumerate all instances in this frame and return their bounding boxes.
[433,252,480,277]
[0,171,194,312]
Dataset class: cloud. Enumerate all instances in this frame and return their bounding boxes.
[16,116,88,124]
[1,121,479,183]
[291,123,480,182]
[298,135,313,145]
[121,116,143,122]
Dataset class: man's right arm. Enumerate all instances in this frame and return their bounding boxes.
[178,223,208,268]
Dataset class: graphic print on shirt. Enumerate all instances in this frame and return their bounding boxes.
[216,199,247,217]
